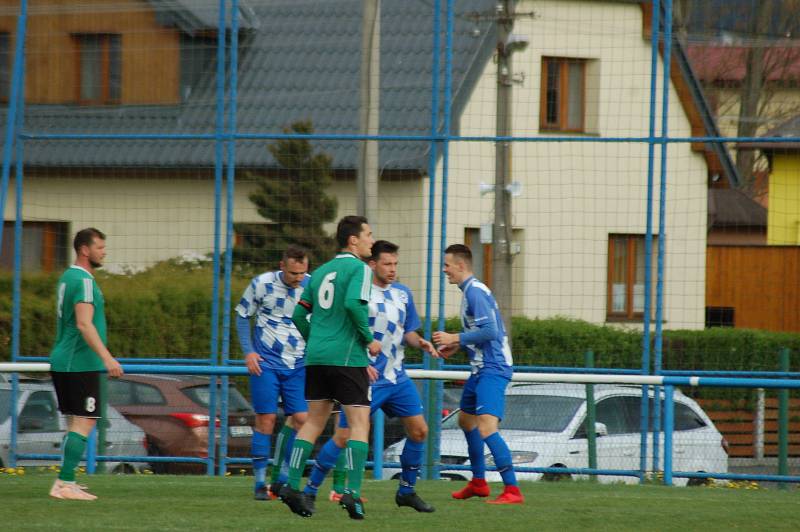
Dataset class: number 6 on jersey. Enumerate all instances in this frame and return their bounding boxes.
[319,272,337,309]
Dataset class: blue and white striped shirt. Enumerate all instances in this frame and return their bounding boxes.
[458,276,513,378]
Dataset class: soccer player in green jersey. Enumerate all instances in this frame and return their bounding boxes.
[48,228,123,501]
[280,215,381,520]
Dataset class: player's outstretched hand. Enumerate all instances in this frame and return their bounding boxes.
[105,357,124,378]
[419,338,440,358]
[437,343,459,359]
[245,352,262,376]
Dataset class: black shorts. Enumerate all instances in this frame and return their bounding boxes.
[51,371,102,418]
[305,365,370,407]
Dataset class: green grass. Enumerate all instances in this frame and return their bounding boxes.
[2,470,799,531]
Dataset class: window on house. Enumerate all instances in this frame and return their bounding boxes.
[0,221,69,272]
[705,306,734,328]
[75,34,121,104]
[540,57,586,132]
[607,234,659,320]
[180,34,216,101]
[0,32,9,102]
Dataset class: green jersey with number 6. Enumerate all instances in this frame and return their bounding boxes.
[300,252,373,367]
[49,265,107,372]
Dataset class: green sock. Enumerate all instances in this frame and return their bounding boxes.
[332,448,348,494]
[287,439,313,490]
[58,432,87,482]
[270,425,294,484]
[345,440,369,498]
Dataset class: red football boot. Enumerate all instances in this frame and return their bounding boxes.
[487,485,524,505]
[451,478,490,499]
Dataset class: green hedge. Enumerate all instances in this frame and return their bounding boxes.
[0,261,250,360]
[3,266,798,389]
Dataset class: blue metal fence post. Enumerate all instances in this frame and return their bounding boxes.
[652,0,674,477]
[421,0,442,481]
[372,410,385,480]
[218,0,240,478]
[663,384,674,486]
[640,0,660,483]
[7,0,29,472]
[207,0,229,477]
[86,427,98,474]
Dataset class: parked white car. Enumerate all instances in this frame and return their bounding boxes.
[383,383,729,486]
[0,380,149,473]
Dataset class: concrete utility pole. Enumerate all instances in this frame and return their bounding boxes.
[494,0,516,336]
[357,0,380,222]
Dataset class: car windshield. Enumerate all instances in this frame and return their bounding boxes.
[441,394,584,433]
[182,385,253,413]
[0,389,10,424]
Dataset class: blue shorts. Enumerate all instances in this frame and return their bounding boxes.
[250,364,307,416]
[460,373,510,420]
[338,378,424,428]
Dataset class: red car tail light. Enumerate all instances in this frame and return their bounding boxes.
[169,413,221,428]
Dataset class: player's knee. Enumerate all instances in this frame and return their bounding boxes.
[409,425,427,442]
[291,412,308,428]
[255,414,277,433]
[477,426,495,439]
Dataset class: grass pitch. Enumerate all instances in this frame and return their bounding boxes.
[2,469,799,531]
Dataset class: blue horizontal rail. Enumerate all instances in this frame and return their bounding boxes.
[20,131,800,144]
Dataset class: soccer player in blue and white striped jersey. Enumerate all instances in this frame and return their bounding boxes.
[235,245,310,501]
[301,240,438,513]
[432,244,524,505]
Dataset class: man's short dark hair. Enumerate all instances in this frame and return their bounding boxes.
[445,243,472,266]
[370,240,399,262]
[282,244,308,263]
[73,227,106,254]
[336,215,369,249]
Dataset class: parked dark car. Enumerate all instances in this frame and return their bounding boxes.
[107,374,255,474]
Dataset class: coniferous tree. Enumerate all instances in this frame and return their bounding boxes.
[234,121,338,270]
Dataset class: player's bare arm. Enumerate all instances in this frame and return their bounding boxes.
[75,302,123,377]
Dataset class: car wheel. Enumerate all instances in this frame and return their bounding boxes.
[147,443,169,475]
[687,475,710,487]
[111,463,136,475]
[542,465,572,482]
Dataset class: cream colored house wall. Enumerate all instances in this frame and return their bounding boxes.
[427,0,708,329]
[4,175,428,282]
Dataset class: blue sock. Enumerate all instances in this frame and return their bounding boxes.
[303,438,344,496]
[464,428,486,479]
[484,432,517,486]
[277,428,297,484]
[251,430,271,488]
[399,439,424,495]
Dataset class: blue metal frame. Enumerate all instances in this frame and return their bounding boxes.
[422,0,442,481]
[5,0,800,484]
[652,0,674,475]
